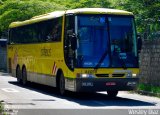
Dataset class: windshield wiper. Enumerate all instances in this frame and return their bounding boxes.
[94,49,108,69]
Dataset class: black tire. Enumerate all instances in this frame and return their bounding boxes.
[16,66,22,83]
[22,67,27,85]
[107,91,118,97]
[59,73,65,95]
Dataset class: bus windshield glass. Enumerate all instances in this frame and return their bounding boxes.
[109,16,138,68]
[76,15,138,68]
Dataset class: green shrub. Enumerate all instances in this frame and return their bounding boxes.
[138,83,160,94]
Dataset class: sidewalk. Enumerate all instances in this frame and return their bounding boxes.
[0,71,10,76]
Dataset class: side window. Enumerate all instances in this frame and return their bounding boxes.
[64,14,75,70]
[64,14,75,47]
[10,24,39,44]
[42,17,62,42]
[10,27,23,44]
[9,17,63,44]
[22,24,39,43]
[9,28,15,44]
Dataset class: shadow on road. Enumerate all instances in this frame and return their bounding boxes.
[9,81,156,107]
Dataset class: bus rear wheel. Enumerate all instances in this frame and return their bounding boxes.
[59,73,65,95]
[22,67,27,85]
[16,66,22,83]
[107,91,118,97]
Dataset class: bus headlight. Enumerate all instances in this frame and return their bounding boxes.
[77,74,96,78]
[132,74,137,77]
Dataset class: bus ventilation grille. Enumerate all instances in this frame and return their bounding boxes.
[112,74,125,77]
[96,74,109,77]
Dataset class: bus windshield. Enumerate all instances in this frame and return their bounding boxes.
[109,16,138,68]
[75,15,138,68]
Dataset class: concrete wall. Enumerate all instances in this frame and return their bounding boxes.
[139,39,160,86]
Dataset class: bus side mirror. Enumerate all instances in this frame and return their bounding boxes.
[71,34,77,50]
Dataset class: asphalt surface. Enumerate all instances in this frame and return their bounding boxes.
[0,72,160,115]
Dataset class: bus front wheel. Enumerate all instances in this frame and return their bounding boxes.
[22,67,27,85]
[59,73,65,95]
[107,91,118,97]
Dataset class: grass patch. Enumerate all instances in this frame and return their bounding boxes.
[138,83,160,97]
[0,102,4,114]
[0,102,8,115]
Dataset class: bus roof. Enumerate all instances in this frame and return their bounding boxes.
[9,11,65,28]
[9,8,133,28]
[66,8,133,15]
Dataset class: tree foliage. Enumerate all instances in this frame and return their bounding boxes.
[111,0,160,33]
[0,0,66,35]
[63,0,110,9]
[0,0,160,37]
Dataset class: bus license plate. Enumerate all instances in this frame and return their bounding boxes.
[106,82,116,86]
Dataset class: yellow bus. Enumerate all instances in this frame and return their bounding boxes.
[8,8,139,97]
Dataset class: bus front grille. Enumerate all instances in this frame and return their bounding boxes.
[96,74,109,77]
[112,74,125,77]
[96,74,125,78]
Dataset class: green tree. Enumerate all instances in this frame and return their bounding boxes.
[64,0,110,9]
[0,0,66,37]
[1,0,160,37]
[115,0,160,33]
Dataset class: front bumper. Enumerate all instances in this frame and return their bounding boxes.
[75,78,139,92]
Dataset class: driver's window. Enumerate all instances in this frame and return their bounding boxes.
[64,14,75,70]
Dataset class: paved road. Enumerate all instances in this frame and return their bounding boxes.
[0,72,160,115]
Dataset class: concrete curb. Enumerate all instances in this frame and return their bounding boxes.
[136,90,160,97]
